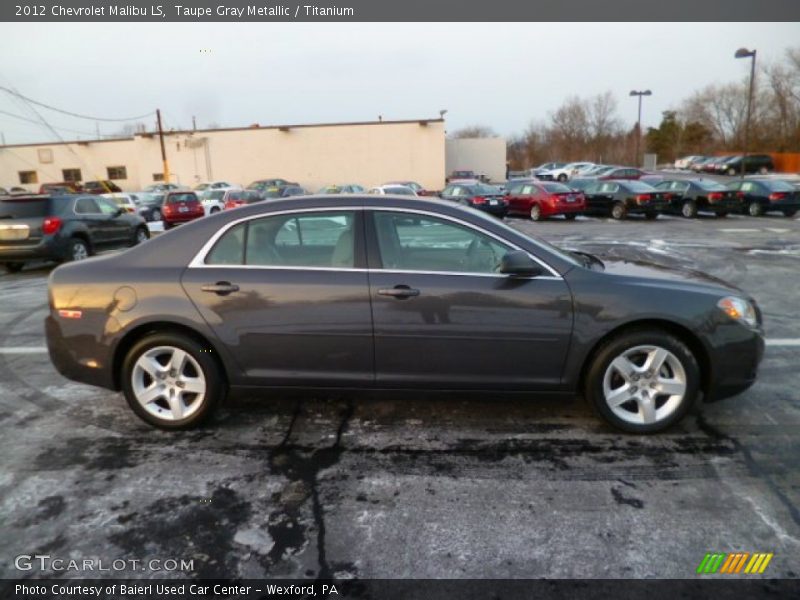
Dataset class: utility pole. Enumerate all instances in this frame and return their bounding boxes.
[735,48,757,181]
[192,116,197,131]
[629,90,652,168]
[156,109,170,184]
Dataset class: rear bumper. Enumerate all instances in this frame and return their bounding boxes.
[628,201,669,214]
[45,314,116,390]
[472,203,508,217]
[0,237,67,263]
[164,215,203,226]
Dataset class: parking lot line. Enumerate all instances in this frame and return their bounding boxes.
[765,339,800,347]
[0,346,47,354]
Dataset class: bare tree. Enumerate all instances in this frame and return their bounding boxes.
[451,125,496,138]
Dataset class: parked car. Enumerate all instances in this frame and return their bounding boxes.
[654,179,742,218]
[384,181,431,196]
[537,162,594,182]
[193,181,239,192]
[44,195,764,433]
[83,180,123,194]
[715,154,774,176]
[198,190,228,215]
[369,185,417,196]
[529,162,566,177]
[578,165,615,177]
[100,193,138,214]
[0,193,149,272]
[446,170,476,183]
[727,179,800,217]
[246,179,299,193]
[690,157,717,173]
[439,182,507,217]
[504,180,586,221]
[4,186,30,195]
[161,192,205,229]
[674,155,705,170]
[136,193,167,222]
[223,190,265,210]
[582,180,671,220]
[39,182,82,194]
[143,183,188,193]
[318,184,366,194]
[258,185,308,199]
[597,167,650,181]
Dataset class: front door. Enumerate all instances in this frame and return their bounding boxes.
[181,209,374,387]
[366,210,573,390]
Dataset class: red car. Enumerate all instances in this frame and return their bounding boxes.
[505,180,586,221]
[223,190,264,210]
[161,191,204,229]
[39,182,82,194]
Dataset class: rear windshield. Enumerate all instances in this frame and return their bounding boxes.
[229,191,262,203]
[763,180,796,192]
[542,183,572,193]
[167,193,198,204]
[0,197,51,219]
[624,181,658,193]
[695,180,728,191]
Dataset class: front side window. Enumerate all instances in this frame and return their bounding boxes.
[97,198,120,215]
[373,211,511,274]
[205,211,356,269]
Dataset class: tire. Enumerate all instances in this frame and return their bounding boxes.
[727,168,736,176]
[681,200,697,218]
[121,332,224,430]
[66,238,90,262]
[132,226,149,246]
[163,222,172,231]
[557,173,568,182]
[151,209,162,222]
[4,262,24,273]
[717,211,728,218]
[784,209,797,217]
[584,329,700,434]
[210,207,220,214]
[530,204,542,221]
[611,201,627,220]
[748,201,763,217]
[644,211,658,220]
[564,214,577,220]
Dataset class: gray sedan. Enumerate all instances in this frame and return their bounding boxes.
[45,196,764,433]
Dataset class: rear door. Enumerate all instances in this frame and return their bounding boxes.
[73,196,110,245]
[95,196,131,245]
[366,209,573,390]
[181,208,374,387]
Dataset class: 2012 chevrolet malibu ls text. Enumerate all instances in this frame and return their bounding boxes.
[45,196,764,433]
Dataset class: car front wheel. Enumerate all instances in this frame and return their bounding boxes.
[151,209,161,222]
[121,333,224,430]
[585,329,700,433]
[681,200,697,218]
[133,226,149,246]
[784,209,797,217]
[611,202,627,220]
[530,204,542,221]
[748,201,763,217]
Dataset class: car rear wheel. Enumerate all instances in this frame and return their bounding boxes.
[727,168,737,176]
[564,214,577,220]
[121,333,224,430]
[210,207,220,214]
[784,209,797,217]
[611,202,627,220]
[557,174,568,182]
[748,201,763,217]
[530,204,542,221]
[151,209,162,222]
[585,330,700,433]
[717,211,728,218]
[67,238,90,262]
[644,211,658,220]
[681,200,698,218]
[4,262,23,273]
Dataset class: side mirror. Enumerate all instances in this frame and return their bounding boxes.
[499,251,544,277]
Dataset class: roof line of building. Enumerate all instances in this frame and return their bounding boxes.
[0,118,446,150]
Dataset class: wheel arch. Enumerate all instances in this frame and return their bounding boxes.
[577,319,712,399]
[111,321,229,391]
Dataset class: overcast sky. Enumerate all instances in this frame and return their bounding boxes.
[0,22,798,145]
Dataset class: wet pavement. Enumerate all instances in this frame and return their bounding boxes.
[1,211,799,581]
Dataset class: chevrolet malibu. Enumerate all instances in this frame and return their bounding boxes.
[45,196,764,433]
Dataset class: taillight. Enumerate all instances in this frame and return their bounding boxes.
[636,194,651,204]
[472,196,487,205]
[42,217,62,235]
[708,192,723,201]
[768,193,786,201]
[662,193,672,200]
[549,195,560,204]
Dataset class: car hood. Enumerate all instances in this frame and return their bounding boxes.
[598,257,743,295]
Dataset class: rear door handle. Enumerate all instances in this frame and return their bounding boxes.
[201,282,240,295]
[378,286,420,299]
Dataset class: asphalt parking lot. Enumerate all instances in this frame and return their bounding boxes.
[1,210,799,582]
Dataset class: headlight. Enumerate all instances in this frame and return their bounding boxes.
[717,296,758,328]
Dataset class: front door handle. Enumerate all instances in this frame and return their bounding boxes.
[378,286,420,299]
[201,281,240,295]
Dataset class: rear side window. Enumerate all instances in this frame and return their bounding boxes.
[205,222,246,265]
[75,197,100,214]
[0,198,50,219]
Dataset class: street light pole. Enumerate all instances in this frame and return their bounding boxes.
[629,90,652,168]
[735,48,757,181]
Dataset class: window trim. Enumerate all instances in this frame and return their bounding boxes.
[188,206,561,279]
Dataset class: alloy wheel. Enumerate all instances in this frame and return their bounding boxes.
[602,345,687,426]
[71,241,89,261]
[136,228,149,244]
[131,346,206,421]
[530,205,542,221]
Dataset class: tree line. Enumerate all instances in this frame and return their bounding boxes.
[452,46,800,169]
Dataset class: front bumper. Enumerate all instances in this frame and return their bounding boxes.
[705,326,765,403]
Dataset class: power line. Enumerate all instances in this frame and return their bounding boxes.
[0,108,99,137]
[0,85,155,122]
